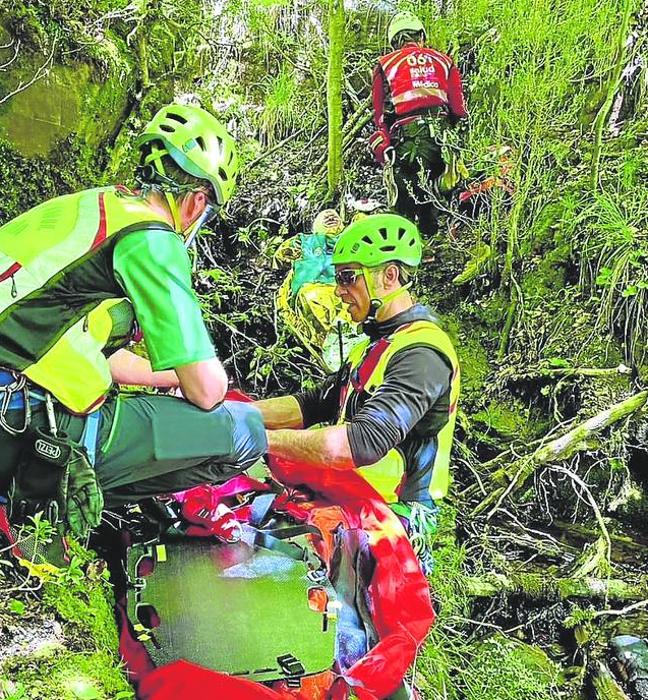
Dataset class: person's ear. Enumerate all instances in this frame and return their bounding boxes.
[384,263,401,288]
[184,190,208,222]
[192,190,209,214]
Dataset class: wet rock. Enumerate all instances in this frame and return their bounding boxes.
[0,617,64,662]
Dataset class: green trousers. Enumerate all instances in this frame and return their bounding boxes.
[0,393,267,508]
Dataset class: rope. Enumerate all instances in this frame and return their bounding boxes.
[383,159,399,208]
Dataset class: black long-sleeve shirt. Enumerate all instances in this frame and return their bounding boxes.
[294,304,453,504]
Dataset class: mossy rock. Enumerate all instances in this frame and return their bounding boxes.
[0,543,129,700]
[0,46,133,159]
[521,261,568,301]
[42,576,119,653]
[0,136,103,224]
[472,398,535,441]
[444,316,491,400]
[1,649,132,700]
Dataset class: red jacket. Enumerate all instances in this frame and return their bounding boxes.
[369,43,467,163]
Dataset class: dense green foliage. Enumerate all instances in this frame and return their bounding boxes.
[0,0,646,698]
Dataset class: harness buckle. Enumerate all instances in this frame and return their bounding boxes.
[277,653,305,679]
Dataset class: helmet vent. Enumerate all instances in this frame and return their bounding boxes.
[167,112,188,124]
[378,227,389,240]
[160,124,175,133]
[362,235,373,245]
[397,227,407,239]
[218,167,228,181]
[382,245,396,252]
[195,136,206,151]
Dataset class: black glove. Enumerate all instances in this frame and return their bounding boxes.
[56,445,104,538]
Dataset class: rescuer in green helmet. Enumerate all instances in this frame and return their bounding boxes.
[254,213,461,574]
[0,103,266,538]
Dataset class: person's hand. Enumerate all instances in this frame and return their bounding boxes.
[58,447,104,538]
[368,128,392,164]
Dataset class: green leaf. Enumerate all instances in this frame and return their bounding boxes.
[595,267,612,286]
[621,285,638,297]
[71,683,100,700]
[548,357,569,368]
[8,599,26,616]
[201,268,226,282]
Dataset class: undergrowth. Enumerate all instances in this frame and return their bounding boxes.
[418,505,564,699]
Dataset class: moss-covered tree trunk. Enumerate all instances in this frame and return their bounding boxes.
[326,0,344,198]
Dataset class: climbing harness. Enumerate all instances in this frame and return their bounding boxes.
[0,370,35,436]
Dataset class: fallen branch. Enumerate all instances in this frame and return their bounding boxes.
[592,598,648,619]
[551,520,648,558]
[592,661,631,700]
[472,390,648,516]
[314,96,372,175]
[464,572,648,603]
[244,128,307,171]
[511,364,633,380]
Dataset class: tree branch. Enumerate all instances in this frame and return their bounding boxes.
[0,34,57,107]
[472,390,648,516]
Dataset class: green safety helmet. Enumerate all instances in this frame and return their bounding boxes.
[136,104,238,205]
[332,213,422,268]
[388,11,426,47]
[312,209,344,235]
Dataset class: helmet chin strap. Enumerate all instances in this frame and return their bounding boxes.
[184,203,215,249]
[149,153,184,233]
[361,267,412,324]
[165,191,183,233]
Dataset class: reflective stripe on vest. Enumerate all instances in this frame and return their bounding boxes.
[339,320,460,502]
[0,187,172,413]
[378,46,453,117]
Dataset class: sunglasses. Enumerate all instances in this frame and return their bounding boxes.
[335,268,363,286]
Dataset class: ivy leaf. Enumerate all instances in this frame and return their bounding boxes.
[621,285,638,297]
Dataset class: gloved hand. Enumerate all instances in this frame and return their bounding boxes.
[368,128,392,164]
[57,446,104,538]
